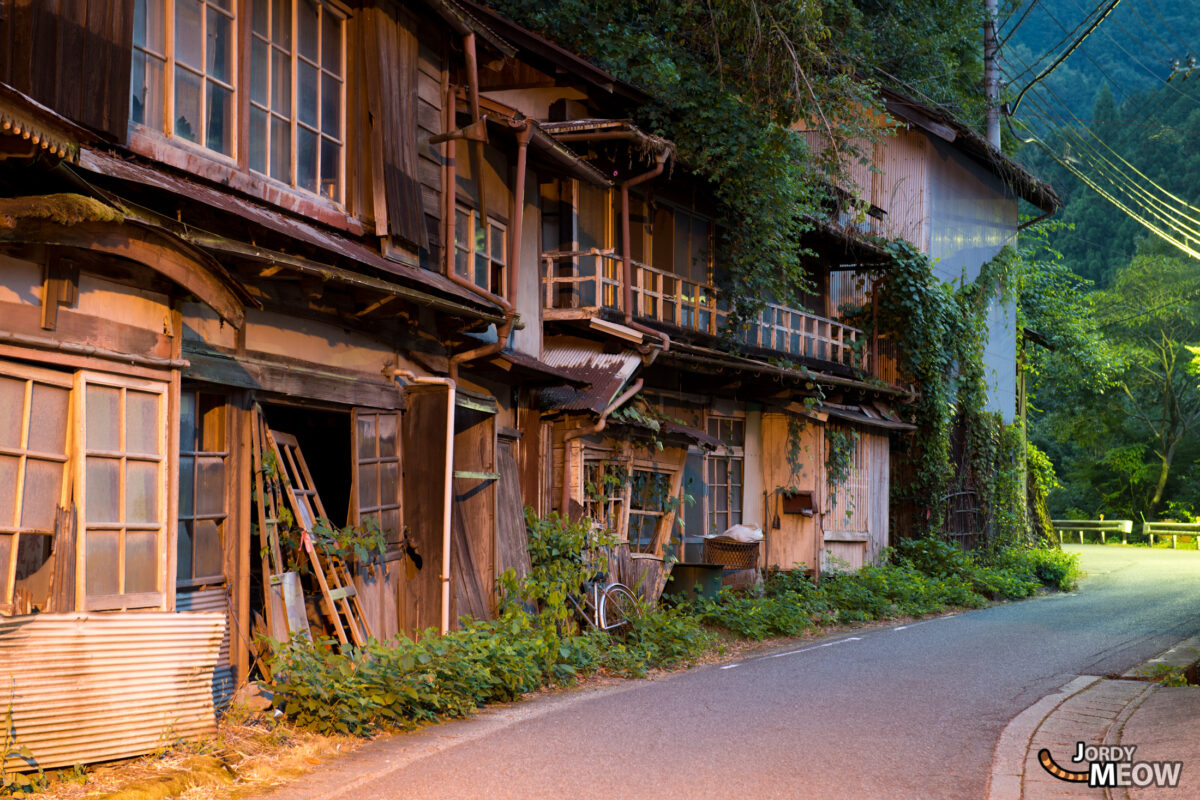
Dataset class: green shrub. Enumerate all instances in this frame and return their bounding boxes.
[992,545,1080,591]
[599,605,714,676]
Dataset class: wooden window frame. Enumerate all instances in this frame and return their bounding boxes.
[454,204,508,298]
[581,456,624,534]
[0,362,73,615]
[352,408,405,562]
[132,0,239,158]
[824,423,868,534]
[176,388,230,588]
[249,0,347,202]
[705,413,745,536]
[77,372,170,612]
[628,466,672,554]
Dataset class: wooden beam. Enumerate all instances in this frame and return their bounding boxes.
[0,218,245,327]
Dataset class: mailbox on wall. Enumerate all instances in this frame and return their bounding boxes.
[781,491,815,517]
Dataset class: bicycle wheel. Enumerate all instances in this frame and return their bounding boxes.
[598,583,638,631]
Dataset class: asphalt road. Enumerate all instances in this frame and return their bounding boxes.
[267,546,1200,800]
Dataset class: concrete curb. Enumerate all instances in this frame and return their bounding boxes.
[987,675,1101,800]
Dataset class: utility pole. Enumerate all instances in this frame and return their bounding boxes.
[984,0,1001,147]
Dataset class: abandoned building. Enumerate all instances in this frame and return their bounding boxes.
[0,0,1056,771]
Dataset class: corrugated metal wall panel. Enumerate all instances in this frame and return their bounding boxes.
[177,587,235,711]
[0,612,225,771]
[877,130,927,246]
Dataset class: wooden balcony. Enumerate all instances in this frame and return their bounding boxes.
[541,250,867,371]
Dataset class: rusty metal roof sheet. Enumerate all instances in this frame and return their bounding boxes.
[73,149,501,316]
[0,612,225,772]
[539,342,641,414]
[489,348,591,385]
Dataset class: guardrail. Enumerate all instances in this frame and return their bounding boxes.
[1051,519,1133,544]
[1142,521,1200,548]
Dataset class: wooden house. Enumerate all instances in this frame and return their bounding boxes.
[0,0,1056,772]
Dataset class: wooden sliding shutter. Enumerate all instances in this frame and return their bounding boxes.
[0,362,72,615]
[364,5,427,248]
[77,371,169,611]
[0,0,134,142]
[352,408,404,557]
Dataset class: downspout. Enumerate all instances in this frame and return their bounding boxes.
[463,33,488,228]
[560,378,644,516]
[386,369,457,635]
[440,68,518,380]
[620,153,671,353]
[446,118,533,379]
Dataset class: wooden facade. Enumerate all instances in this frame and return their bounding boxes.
[0,0,1055,772]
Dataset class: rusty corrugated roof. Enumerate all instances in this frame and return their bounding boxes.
[539,343,641,414]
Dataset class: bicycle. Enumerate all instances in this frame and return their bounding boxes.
[568,570,638,632]
[566,538,639,631]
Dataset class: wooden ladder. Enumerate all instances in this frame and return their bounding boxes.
[259,414,372,646]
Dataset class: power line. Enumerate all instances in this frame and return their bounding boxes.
[1144,0,1193,55]
[1011,0,1127,113]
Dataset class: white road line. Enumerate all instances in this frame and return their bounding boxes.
[763,636,862,660]
[720,663,741,670]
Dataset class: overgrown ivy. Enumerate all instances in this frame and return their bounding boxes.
[872,240,1029,544]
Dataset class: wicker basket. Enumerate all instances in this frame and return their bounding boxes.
[702,538,760,570]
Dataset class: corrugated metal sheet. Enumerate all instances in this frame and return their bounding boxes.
[877,130,928,247]
[539,342,641,414]
[0,612,225,771]
[177,588,235,711]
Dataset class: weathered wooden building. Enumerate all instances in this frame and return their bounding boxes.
[0,0,1056,772]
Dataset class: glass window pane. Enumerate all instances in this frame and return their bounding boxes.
[206,82,233,155]
[270,115,291,181]
[192,519,223,578]
[85,530,120,596]
[125,531,159,593]
[126,461,160,524]
[250,107,268,173]
[177,521,193,581]
[380,462,398,504]
[251,37,270,105]
[356,415,376,460]
[454,248,469,278]
[475,254,488,289]
[179,392,197,450]
[131,50,149,126]
[206,6,232,83]
[380,508,400,545]
[175,0,203,70]
[298,0,319,61]
[297,127,318,192]
[126,390,160,456]
[0,534,10,600]
[141,53,165,129]
[0,456,16,527]
[272,0,291,48]
[179,455,195,516]
[731,459,743,484]
[298,61,318,127]
[359,463,379,511]
[491,225,505,264]
[196,456,225,516]
[320,138,340,200]
[455,209,470,248]
[322,10,341,72]
[174,68,203,143]
[14,533,52,585]
[321,73,340,136]
[85,458,121,522]
[21,460,64,531]
[378,414,397,458]
[271,48,291,114]
[86,386,120,452]
[252,0,268,35]
[0,377,24,449]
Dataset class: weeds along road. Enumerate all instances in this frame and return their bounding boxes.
[261,546,1200,800]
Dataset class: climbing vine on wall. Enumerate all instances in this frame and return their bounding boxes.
[873,240,1028,544]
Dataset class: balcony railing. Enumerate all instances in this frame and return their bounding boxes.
[541,250,867,370]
